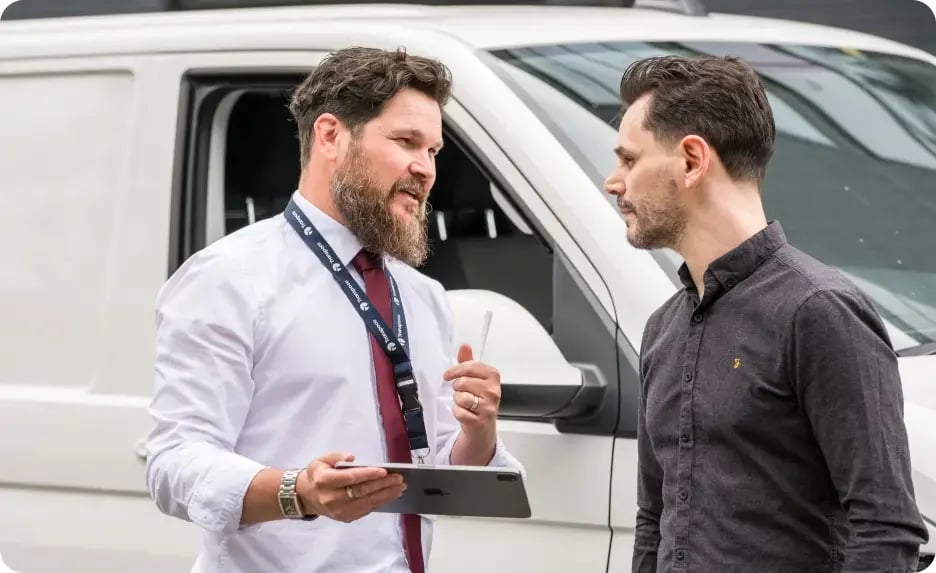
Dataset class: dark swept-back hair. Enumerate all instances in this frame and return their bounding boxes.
[619,54,776,183]
[289,46,453,169]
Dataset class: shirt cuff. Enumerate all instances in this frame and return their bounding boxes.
[487,435,527,478]
[440,430,527,479]
[188,453,266,534]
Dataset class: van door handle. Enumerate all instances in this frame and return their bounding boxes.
[499,363,606,419]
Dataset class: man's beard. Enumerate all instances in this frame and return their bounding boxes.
[619,177,687,250]
[332,143,430,267]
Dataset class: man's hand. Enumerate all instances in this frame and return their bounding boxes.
[298,452,405,523]
[443,344,501,464]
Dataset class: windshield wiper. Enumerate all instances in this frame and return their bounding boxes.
[897,341,936,357]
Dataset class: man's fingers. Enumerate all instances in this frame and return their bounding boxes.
[316,466,387,488]
[453,404,483,427]
[451,376,487,395]
[360,481,406,511]
[313,451,354,468]
[452,379,501,408]
[444,361,498,382]
[454,390,483,412]
[335,480,406,523]
[349,474,404,500]
[457,344,473,364]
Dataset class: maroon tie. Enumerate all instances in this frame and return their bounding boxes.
[351,250,425,573]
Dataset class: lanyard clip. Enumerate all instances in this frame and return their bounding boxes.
[412,448,430,466]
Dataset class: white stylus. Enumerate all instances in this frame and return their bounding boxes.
[478,310,493,362]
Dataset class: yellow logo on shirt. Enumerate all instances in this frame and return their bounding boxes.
[733,358,741,369]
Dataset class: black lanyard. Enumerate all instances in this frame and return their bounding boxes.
[285,199,430,462]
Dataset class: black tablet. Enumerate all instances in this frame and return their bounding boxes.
[334,462,531,519]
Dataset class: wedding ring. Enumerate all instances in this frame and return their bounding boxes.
[346,485,356,500]
[470,394,480,412]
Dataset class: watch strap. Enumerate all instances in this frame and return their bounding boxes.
[278,469,318,521]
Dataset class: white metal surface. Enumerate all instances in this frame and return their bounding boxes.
[430,420,615,573]
[1,5,933,61]
[448,290,583,387]
[0,67,133,394]
[608,438,640,571]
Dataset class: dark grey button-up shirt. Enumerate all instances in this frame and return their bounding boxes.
[633,221,929,572]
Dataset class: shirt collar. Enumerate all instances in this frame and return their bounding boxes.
[290,190,365,268]
[677,220,787,292]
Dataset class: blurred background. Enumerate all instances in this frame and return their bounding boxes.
[710,0,935,55]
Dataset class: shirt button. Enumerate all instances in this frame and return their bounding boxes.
[681,430,691,443]
[679,489,689,501]
[692,313,703,323]
[675,549,686,561]
[683,373,693,382]
[726,277,737,288]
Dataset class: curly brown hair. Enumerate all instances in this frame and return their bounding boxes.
[289,46,453,170]
[619,55,775,184]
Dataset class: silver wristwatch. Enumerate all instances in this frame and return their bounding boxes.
[278,469,317,521]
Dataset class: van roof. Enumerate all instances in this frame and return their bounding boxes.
[0,4,932,62]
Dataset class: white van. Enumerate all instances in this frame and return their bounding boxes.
[1,0,934,571]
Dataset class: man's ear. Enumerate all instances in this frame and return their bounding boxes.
[312,113,343,161]
[680,135,711,189]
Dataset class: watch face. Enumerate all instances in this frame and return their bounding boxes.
[279,497,298,517]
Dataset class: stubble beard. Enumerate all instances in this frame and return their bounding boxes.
[621,177,687,251]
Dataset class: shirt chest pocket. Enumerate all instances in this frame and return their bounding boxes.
[697,335,794,438]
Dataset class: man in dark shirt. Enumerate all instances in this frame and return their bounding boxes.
[604,55,929,572]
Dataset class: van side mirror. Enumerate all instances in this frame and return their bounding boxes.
[447,289,605,419]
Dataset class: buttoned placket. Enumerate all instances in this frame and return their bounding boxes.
[672,274,723,569]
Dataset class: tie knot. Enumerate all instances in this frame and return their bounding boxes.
[352,249,382,273]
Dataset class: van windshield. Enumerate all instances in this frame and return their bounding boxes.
[487,41,936,352]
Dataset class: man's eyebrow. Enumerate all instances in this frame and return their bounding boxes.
[614,146,637,160]
[389,127,444,150]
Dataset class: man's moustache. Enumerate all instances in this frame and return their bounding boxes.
[392,179,427,201]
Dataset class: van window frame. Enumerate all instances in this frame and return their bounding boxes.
[169,72,303,274]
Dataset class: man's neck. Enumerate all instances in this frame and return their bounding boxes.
[675,187,767,297]
[298,167,344,225]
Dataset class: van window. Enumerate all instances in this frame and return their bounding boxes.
[488,41,936,353]
[0,71,133,389]
[177,77,555,331]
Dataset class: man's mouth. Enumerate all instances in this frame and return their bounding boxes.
[393,179,426,204]
[400,189,421,201]
[393,188,424,216]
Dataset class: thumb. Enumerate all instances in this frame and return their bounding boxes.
[315,451,355,468]
[457,343,474,364]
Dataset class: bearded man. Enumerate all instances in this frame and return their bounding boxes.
[145,46,522,573]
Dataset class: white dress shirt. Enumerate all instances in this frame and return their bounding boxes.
[145,190,522,573]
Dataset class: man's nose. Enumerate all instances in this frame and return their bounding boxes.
[409,154,435,183]
[604,176,624,196]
